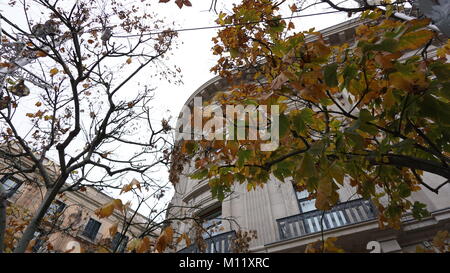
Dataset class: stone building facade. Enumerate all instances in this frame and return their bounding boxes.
[168,19,450,253]
[1,156,148,253]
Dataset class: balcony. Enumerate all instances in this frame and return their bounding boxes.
[277,198,377,241]
[178,231,236,253]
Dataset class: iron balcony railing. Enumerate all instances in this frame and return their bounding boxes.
[277,198,377,241]
[178,231,236,253]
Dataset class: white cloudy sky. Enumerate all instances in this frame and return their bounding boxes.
[0,0,356,218]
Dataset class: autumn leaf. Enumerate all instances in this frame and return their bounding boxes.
[288,22,295,31]
[155,226,174,252]
[95,203,114,218]
[126,57,132,64]
[176,232,191,247]
[120,178,141,194]
[137,237,151,253]
[95,199,123,218]
[397,30,434,51]
[289,4,297,12]
[36,51,47,57]
[49,68,59,77]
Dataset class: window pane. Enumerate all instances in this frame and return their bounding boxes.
[296,190,309,200]
[83,219,101,240]
[201,207,222,238]
[300,199,316,213]
[46,201,66,216]
[112,233,129,253]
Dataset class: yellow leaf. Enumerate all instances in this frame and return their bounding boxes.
[49,68,59,76]
[120,184,132,194]
[112,199,123,212]
[120,179,141,194]
[95,203,114,218]
[126,238,140,252]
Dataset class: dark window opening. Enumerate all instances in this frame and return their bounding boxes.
[111,232,129,253]
[82,218,101,241]
[199,206,222,238]
[0,176,22,198]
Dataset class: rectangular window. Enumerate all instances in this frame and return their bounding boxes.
[82,218,101,241]
[111,232,129,253]
[46,200,66,216]
[296,190,316,213]
[0,176,21,198]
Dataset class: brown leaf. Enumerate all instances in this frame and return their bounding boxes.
[36,51,47,57]
[137,237,151,253]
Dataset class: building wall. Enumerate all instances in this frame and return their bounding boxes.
[2,166,148,253]
[169,18,450,253]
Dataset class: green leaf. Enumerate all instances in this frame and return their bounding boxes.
[292,108,313,134]
[398,183,411,198]
[298,153,317,178]
[397,30,433,51]
[431,62,450,82]
[189,168,208,180]
[324,63,338,87]
[342,64,358,89]
[369,38,399,53]
[236,150,252,168]
[412,201,430,220]
[279,113,289,137]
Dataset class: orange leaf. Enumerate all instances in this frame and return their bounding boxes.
[137,237,151,253]
[49,68,59,77]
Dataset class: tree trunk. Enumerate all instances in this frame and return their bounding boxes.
[13,185,61,253]
[0,184,7,253]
